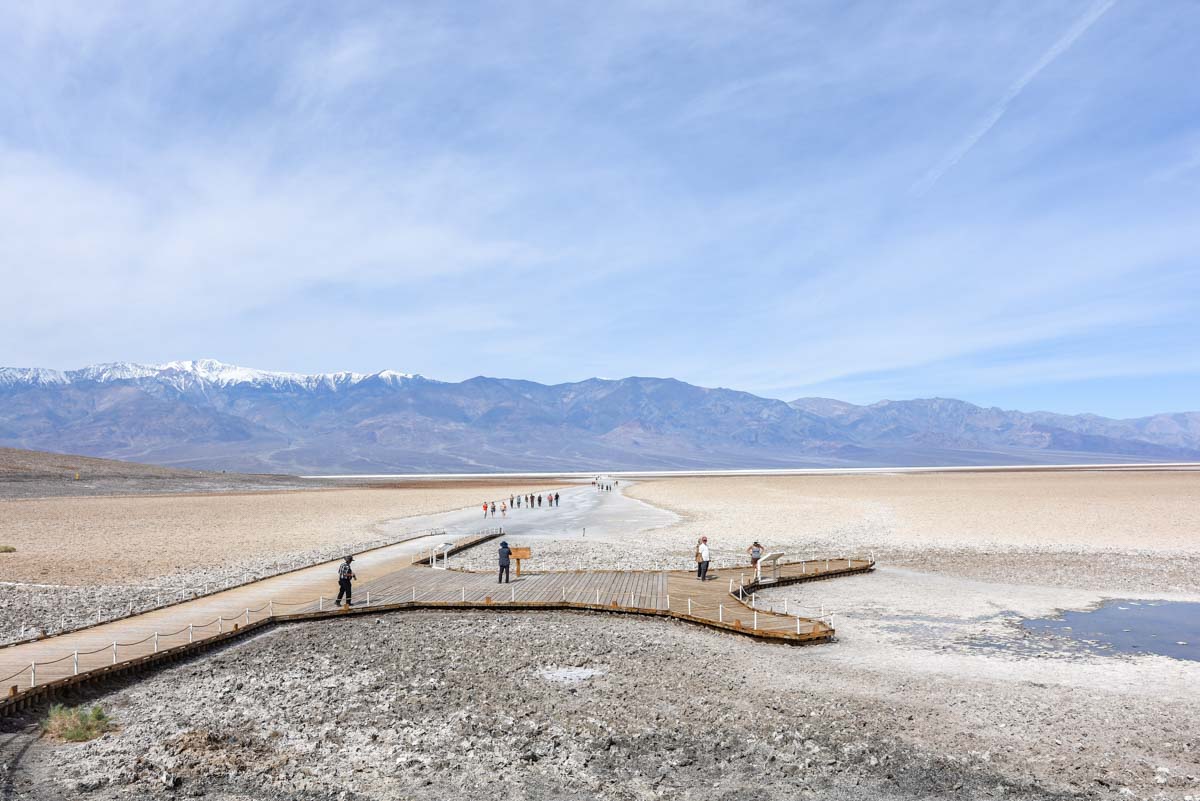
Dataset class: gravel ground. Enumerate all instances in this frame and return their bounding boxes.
[11,609,1197,801]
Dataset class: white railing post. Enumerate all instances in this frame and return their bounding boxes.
[189,624,194,643]
[319,597,324,611]
[154,632,159,653]
[269,600,274,616]
[218,617,224,633]
[510,586,515,602]
[783,598,788,615]
[73,651,79,675]
[596,589,600,604]
[753,610,758,630]
[366,591,370,606]
[462,587,466,602]
[112,641,117,664]
[665,594,670,610]
[629,591,634,607]
[30,662,35,688]
[719,604,724,623]
[562,587,566,601]
[412,587,417,602]
[245,608,250,625]
[687,598,692,615]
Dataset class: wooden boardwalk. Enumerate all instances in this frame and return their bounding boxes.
[0,529,873,717]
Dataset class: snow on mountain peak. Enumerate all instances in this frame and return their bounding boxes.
[1,360,420,390]
[0,367,68,386]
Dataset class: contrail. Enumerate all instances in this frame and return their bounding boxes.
[912,0,1117,196]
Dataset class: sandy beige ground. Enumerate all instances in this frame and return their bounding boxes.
[616,471,1200,594]
[626,471,1200,553]
[0,486,518,586]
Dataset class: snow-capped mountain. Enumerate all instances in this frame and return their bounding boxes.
[1,359,419,391]
[1,360,1198,473]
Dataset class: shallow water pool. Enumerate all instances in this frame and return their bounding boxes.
[1022,600,1200,661]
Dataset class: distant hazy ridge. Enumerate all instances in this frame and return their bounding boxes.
[2,360,1197,473]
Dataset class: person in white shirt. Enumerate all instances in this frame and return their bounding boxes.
[696,536,711,581]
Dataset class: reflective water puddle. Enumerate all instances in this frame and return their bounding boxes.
[1020,600,1199,661]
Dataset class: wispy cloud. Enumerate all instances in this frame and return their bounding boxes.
[0,1,1196,416]
[911,0,1118,196]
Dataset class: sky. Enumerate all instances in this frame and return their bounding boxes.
[1,1,1198,418]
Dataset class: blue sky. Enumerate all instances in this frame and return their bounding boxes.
[1,1,1197,417]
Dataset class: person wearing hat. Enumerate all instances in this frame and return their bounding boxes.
[336,555,356,607]
[498,541,512,584]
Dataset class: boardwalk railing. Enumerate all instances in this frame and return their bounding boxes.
[1,549,874,717]
[1,581,833,707]
[2,528,450,648]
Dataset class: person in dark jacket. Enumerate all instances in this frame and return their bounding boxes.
[336,555,355,606]
[498,541,512,584]
[554,491,560,506]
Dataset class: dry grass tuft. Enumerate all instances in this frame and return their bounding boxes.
[44,704,112,742]
[0,545,15,553]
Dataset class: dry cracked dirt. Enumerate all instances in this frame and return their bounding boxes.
[4,608,1197,801]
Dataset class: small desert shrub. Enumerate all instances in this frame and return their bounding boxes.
[0,545,15,553]
[44,704,112,742]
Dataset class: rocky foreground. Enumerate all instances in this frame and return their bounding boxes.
[7,610,1197,800]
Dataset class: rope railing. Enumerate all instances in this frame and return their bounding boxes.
[3,550,857,699]
[4,528,449,646]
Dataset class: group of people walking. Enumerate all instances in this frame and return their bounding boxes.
[482,492,560,518]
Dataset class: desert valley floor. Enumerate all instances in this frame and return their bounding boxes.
[1,468,1198,800]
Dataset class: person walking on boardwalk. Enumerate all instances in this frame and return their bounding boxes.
[509,494,515,509]
[336,555,356,606]
[537,493,543,508]
[500,501,507,517]
[498,541,512,584]
[554,491,560,507]
[490,501,496,517]
[482,502,488,518]
[747,541,764,570]
[696,536,711,581]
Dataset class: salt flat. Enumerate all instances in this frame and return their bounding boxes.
[3,469,1198,800]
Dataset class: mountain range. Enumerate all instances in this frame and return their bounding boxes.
[1,359,1198,473]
